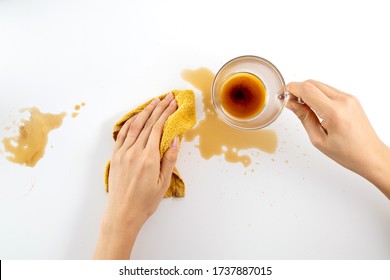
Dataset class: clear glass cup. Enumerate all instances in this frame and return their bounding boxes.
[212,55,303,130]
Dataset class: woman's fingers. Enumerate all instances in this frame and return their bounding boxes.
[114,115,137,152]
[135,93,176,149]
[307,80,344,99]
[287,80,333,118]
[286,101,327,149]
[146,98,178,152]
[121,98,160,150]
[160,137,180,189]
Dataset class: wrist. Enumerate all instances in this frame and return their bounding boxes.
[101,213,145,234]
[365,142,390,199]
[93,216,144,260]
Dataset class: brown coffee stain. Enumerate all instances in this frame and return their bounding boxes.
[182,68,277,167]
[1,107,66,167]
[71,102,85,118]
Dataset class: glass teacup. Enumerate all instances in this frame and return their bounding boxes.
[212,55,303,130]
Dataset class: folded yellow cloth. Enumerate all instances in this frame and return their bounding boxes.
[104,90,196,198]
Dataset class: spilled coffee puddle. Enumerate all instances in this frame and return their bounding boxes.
[1,103,86,167]
[182,68,277,167]
[2,107,66,167]
[0,103,86,197]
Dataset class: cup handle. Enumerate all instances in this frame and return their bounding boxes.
[279,92,305,104]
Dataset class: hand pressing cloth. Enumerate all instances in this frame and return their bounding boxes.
[104,90,196,197]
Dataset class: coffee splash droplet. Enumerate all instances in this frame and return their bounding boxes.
[71,102,85,118]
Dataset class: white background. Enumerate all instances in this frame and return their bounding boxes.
[0,0,389,259]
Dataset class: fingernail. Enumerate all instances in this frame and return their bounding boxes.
[169,99,177,107]
[151,98,160,105]
[166,93,173,100]
[171,136,179,148]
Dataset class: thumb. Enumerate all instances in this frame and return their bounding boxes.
[160,136,180,185]
[286,101,327,147]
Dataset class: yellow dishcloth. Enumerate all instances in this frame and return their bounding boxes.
[104,89,196,198]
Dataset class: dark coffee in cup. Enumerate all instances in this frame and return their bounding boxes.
[220,72,266,119]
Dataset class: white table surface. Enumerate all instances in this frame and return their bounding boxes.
[1,0,389,259]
